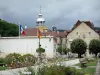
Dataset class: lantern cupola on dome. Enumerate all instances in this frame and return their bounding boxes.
[36,6,45,26]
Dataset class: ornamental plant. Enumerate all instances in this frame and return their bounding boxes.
[36,47,45,64]
[36,48,45,53]
[5,53,22,68]
[22,54,36,66]
[18,65,84,75]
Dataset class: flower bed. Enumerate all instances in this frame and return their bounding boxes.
[19,65,84,75]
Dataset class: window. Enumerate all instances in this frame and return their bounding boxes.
[89,32,91,35]
[76,32,78,35]
[83,34,86,39]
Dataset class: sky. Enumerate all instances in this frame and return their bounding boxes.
[0,0,100,30]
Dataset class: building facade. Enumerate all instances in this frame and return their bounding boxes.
[67,20,100,49]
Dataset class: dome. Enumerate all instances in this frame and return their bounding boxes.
[36,13,45,23]
[36,17,45,22]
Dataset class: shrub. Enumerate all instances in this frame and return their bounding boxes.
[0,58,4,63]
[21,54,36,67]
[5,53,22,68]
[36,48,45,53]
[22,54,36,62]
[4,53,36,68]
[0,58,6,66]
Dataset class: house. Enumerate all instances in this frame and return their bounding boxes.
[67,20,100,50]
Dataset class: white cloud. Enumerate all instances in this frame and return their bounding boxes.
[0,0,100,29]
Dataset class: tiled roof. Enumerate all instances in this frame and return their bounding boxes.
[21,28,67,38]
[72,20,94,30]
[83,21,94,28]
[21,28,37,36]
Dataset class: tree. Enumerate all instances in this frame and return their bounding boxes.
[66,48,71,53]
[56,46,69,54]
[71,39,87,58]
[63,48,67,54]
[56,46,62,54]
[89,39,100,57]
[0,19,19,37]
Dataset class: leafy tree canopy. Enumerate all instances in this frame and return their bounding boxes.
[71,39,87,58]
[56,46,69,54]
[56,46,62,54]
[89,39,100,56]
[0,19,19,37]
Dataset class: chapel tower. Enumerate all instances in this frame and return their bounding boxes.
[36,6,48,32]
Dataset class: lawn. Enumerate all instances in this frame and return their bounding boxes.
[75,58,98,66]
[75,58,98,75]
[87,61,97,66]
[75,60,97,66]
[78,67,96,75]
